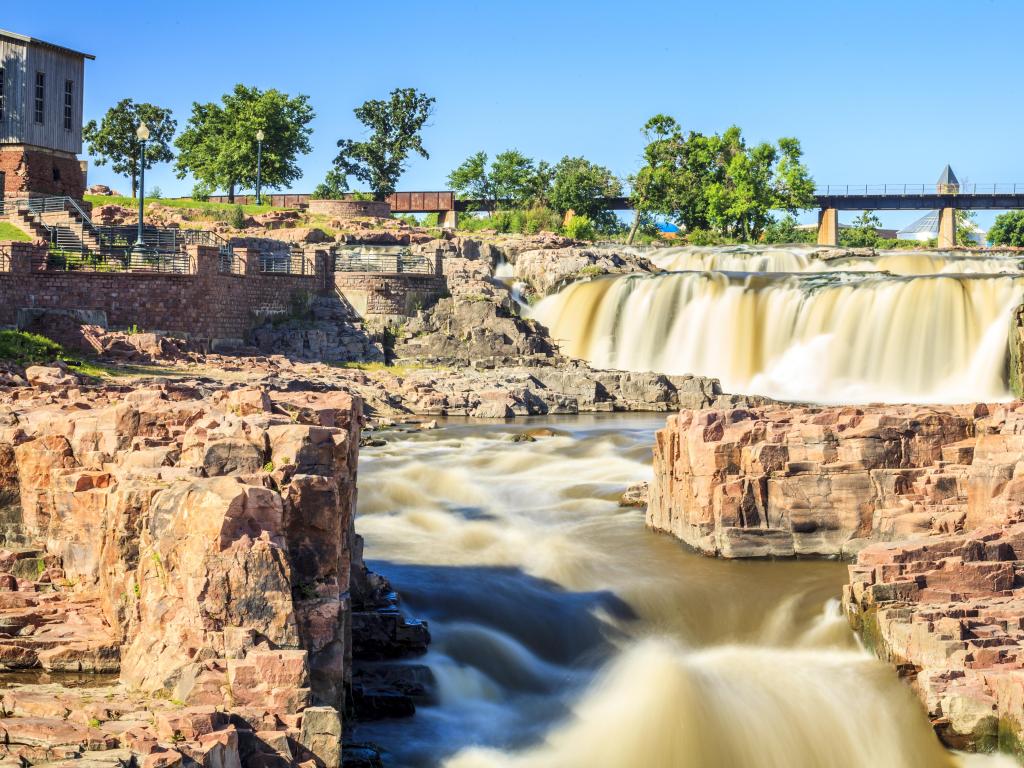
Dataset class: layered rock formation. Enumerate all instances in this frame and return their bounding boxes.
[648,404,980,557]
[0,373,381,767]
[650,400,1024,755]
[842,403,1024,757]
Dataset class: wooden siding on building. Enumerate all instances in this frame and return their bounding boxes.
[0,34,85,154]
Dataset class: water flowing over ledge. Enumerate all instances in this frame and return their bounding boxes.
[531,246,1024,404]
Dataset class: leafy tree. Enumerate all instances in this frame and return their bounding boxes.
[447,151,493,209]
[955,209,979,247]
[328,88,435,201]
[763,214,815,244]
[630,115,815,241]
[82,99,176,199]
[842,210,882,247]
[311,169,349,200]
[988,211,1024,247]
[448,149,540,212]
[549,156,623,232]
[174,84,314,202]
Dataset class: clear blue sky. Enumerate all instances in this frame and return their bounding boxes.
[6,0,1021,228]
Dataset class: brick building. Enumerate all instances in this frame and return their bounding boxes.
[0,28,93,203]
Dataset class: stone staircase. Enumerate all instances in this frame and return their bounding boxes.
[1,200,105,253]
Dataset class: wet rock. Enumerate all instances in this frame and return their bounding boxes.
[619,482,649,507]
[649,403,979,557]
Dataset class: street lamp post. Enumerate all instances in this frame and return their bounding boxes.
[255,129,264,206]
[134,122,151,252]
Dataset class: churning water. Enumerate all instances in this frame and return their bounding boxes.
[352,417,1017,768]
[531,246,1024,403]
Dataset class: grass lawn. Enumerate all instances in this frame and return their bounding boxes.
[85,195,281,215]
[0,222,31,242]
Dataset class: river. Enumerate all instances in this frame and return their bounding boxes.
[351,414,1016,768]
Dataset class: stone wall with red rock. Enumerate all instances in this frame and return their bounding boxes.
[334,272,447,320]
[0,243,326,344]
[307,199,392,219]
[0,146,86,200]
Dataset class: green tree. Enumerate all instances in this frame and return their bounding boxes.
[763,214,815,244]
[448,149,540,212]
[549,156,622,232]
[174,84,314,202]
[630,115,815,242]
[311,169,349,200]
[447,151,493,210]
[955,209,979,247]
[82,99,176,199]
[988,211,1024,247]
[842,210,882,247]
[328,88,435,201]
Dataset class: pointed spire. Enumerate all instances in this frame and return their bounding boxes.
[937,164,959,186]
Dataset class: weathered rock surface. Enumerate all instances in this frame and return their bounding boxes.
[512,246,656,297]
[845,524,1024,757]
[0,377,387,767]
[648,403,982,558]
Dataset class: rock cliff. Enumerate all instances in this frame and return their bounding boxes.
[0,375,375,767]
[649,400,1024,756]
[648,404,981,557]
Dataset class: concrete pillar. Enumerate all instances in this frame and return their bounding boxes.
[938,207,957,248]
[439,209,458,230]
[816,208,839,246]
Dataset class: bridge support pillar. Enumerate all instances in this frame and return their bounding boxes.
[816,208,838,246]
[439,209,458,230]
[938,207,956,248]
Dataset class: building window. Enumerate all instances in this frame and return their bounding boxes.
[64,80,74,131]
[34,72,45,125]
[0,67,5,123]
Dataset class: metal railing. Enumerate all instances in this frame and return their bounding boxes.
[45,248,191,273]
[815,183,1024,196]
[333,245,436,274]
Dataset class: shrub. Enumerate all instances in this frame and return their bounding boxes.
[229,205,247,229]
[0,330,63,366]
[523,206,561,234]
[563,213,596,241]
[686,228,726,246]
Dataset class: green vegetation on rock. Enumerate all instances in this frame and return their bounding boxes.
[0,330,63,366]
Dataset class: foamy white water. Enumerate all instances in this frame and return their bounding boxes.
[532,264,1024,403]
[352,418,1012,767]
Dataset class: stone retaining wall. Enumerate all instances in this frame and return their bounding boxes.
[308,199,392,219]
[334,272,447,323]
[0,242,326,344]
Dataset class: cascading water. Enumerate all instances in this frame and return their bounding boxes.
[531,246,1024,403]
[352,418,1017,768]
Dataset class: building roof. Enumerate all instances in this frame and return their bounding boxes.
[937,164,959,186]
[898,210,940,236]
[0,28,95,60]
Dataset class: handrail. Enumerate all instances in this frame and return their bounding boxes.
[815,183,1024,196]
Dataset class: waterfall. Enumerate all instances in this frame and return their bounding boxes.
[532,252,1024,403]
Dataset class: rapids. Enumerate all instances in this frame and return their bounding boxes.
[531,246,1024,403]
[352,416,1017,768]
